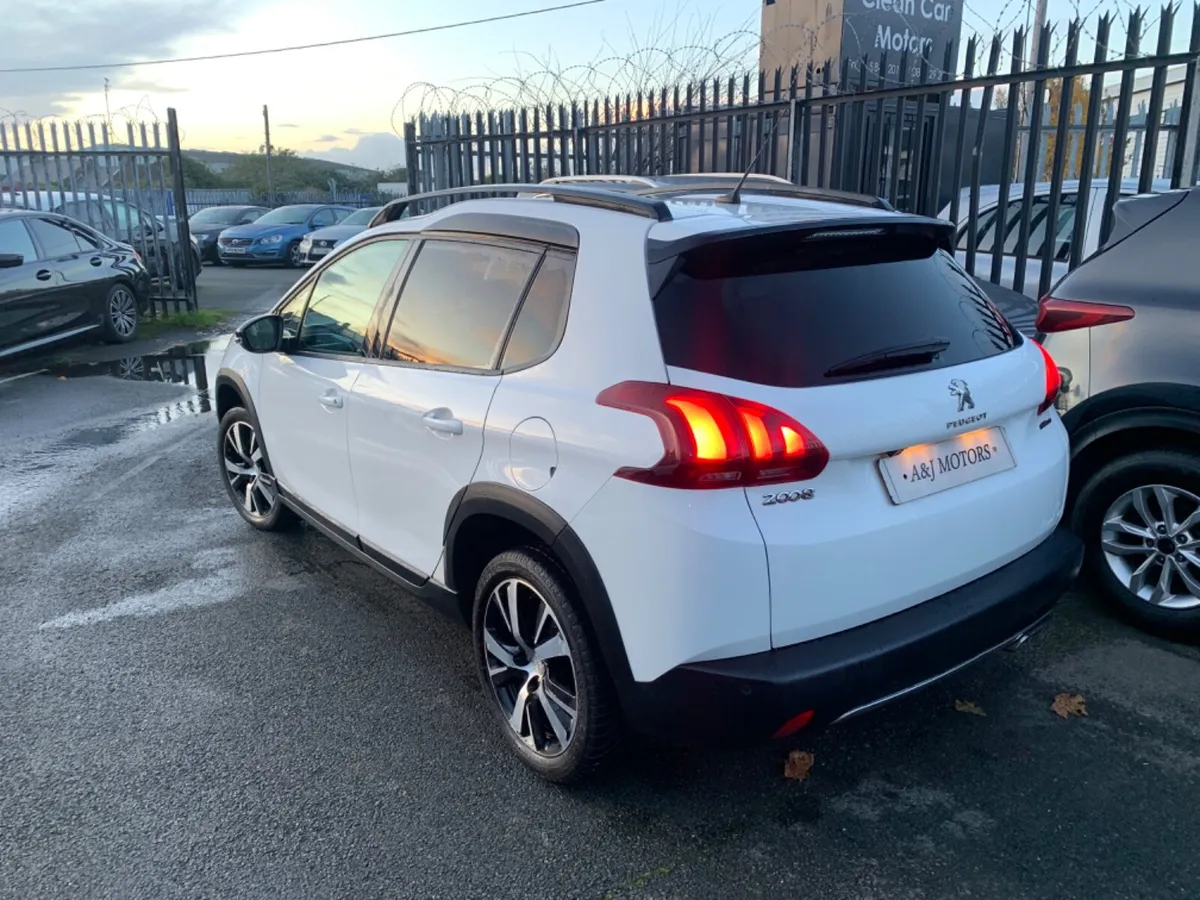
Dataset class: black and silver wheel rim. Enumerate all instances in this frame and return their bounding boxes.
[222,421,277,519]
[289,243,302,266]
[108,288,138,338]
[1102,484,1200,609]
[483,578,579,757]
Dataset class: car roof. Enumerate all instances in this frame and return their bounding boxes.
[371,182,940,265]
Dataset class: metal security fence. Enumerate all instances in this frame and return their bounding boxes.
[405,6,1200,301]
[0,108,195,314]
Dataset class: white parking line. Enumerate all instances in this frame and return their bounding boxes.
[86,419,211,501]
[0,369,47,386]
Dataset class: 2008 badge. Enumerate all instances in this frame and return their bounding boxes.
[762,489,815,506]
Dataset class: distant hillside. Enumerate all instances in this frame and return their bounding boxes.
[183,148,382,194]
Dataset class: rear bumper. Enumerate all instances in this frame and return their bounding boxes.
[620,526,1083,745]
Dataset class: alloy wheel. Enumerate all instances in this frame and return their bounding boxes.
[289,243,303,266]
[222,420,277,519]
[482,578,579,756]
[108,288,138,338]
[1101,484,1200,609]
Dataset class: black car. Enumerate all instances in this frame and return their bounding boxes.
[0,208,152,356]
[187,205,268,264]
[1038,186,1200,638]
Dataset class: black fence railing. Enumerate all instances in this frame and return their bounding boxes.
[405,7,1200,301]
[0,108,196,315]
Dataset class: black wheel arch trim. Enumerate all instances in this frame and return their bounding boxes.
[442,482,636,693]
[1064,384,1200,459]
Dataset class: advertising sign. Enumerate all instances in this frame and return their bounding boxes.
[840,0,965,83]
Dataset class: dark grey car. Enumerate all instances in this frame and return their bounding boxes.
[1038,186,1200,638]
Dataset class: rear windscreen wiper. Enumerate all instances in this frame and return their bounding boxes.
[823,339,950,378]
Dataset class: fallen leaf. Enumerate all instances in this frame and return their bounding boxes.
[57,376,68,381]
[955,699,986,716]
[1051,693,1088,719]
[784,750,814,781]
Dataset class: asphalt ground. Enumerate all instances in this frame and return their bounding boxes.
[1,326,1198,900]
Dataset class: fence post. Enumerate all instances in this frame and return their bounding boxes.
[403,121,418,197]
[166,108,196,311]
[1172,6,1200,187]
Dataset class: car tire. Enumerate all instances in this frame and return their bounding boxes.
[472,547,619,783]
[1072,448,1200,640]
[285,241,302,268]
[217,407,296,532]
[101,282,139,343]
[192,249,202,280]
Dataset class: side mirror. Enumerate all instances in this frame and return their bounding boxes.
[0,252,24,268]
[235,314,283,354]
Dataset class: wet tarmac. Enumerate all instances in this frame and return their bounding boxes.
[2,340,1200,900]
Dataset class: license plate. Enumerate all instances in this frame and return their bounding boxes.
[223,246,246,254]
[877,427,1015,504]
[309,247,328,256]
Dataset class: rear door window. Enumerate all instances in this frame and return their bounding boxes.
[383,240,539,369]
[653,228,1018,388]
[28,217,84,258]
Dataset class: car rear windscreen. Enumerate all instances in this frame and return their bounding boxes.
[651,228,1019,388]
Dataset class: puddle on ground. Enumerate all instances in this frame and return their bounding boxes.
[1,336,231,453]
[37,335,230,391]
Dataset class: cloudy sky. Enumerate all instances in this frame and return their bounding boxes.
[2,0,1189,163]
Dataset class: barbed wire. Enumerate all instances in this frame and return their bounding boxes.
[394,4,1184,128]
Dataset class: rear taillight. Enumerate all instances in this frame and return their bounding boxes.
[596,381,829,489]
[1035,296,1134,333]
[1034,342,1061,415]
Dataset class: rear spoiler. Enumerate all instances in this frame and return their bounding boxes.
[645,217,954,296]
[644,216,954,264]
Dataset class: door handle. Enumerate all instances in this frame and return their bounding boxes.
[317,392,344,409]
[422,408,463,435]
[36,269,53,281]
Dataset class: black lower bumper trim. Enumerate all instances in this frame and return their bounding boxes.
[621,526,1083,746]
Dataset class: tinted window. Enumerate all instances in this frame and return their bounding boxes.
[73,225,102,250]
[964,195,1076,260]
[189,206,242,227]
[500,251,574,369]
[238,209,266,224]
[28,217,83,257]
[310,209,338,227]
[298,239,411,356]
[385,240,539,369]
[653,230,1018,388]
[0,219,37,261]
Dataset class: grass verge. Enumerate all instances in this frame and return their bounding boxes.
[138,308,236,339]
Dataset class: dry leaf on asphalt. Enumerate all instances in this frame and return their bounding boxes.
[1051,693,1088,719]
[57,376,67,381]
[784,750,815,781]
[955,699,986,716]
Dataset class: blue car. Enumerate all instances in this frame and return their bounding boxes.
[217,204,353,267]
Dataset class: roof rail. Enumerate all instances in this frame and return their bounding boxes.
[639,181,893,210]
[540,174,659,187]
[369,183,672,228]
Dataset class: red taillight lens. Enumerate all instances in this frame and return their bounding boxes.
[1035,296,1135,333]
[596,381,829,489]
[1034,341,1061,415]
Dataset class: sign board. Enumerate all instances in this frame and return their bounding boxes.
[839,0,964,83]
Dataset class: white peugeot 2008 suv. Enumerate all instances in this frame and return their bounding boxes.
[213,180,1083,783]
